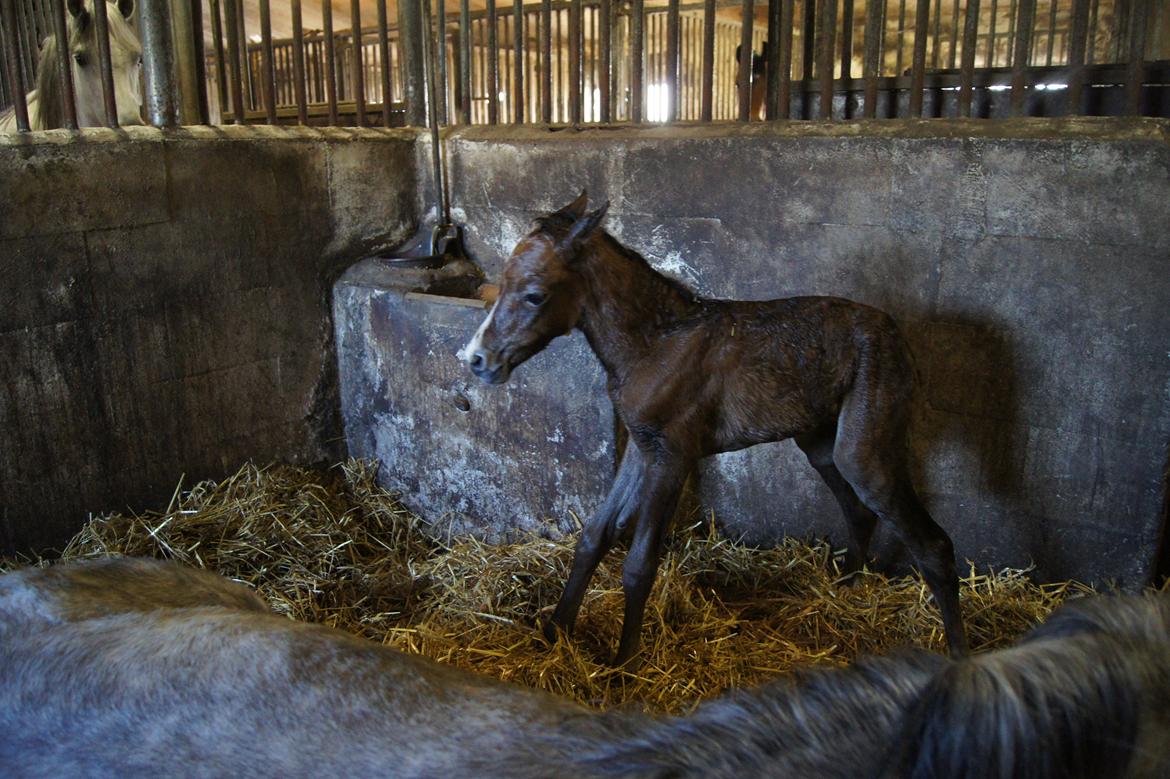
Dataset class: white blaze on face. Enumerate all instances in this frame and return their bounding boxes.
[458,302,496,365]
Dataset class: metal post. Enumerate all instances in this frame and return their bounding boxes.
[351,0,365,125]
[91,0,118,126]
[138,0,178,127]
[1009,0,1035,115]
[863,0,881,117]
[738,0,754,120]
[461,0,473,123]
[171,0,201,124]
[293,0,309,124]
[514,0,524,121]
[51,0,79,128]
[1,0,30,131]
[817,0,835,118]
[958,0,980,116]
[569,0,580,123]
[630,0,643,122]
[398,0,426,126]
[260,0,278,124]
[909,0,930,116]
[777,0,794,118]
[376,0,391,125]
[224,0,246,123]
[324,0,339,124]
[541,0,551,122]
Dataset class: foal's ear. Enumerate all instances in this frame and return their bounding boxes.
[554,190,589,221]
[560,201,609,257]
[117,0,135,19]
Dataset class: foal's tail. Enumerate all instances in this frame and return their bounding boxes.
[880,595,1170,779]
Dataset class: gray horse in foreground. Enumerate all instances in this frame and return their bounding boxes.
[1,557,1166,778]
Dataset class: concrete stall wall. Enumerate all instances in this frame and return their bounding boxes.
[411,118,1167,586]
[0,126,419,556]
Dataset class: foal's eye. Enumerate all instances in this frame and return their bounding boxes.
[524,291,547,308]
[73,53,88,67]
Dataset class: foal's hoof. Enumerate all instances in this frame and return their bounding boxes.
[539,619,565,647]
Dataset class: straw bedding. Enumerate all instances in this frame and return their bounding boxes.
[1,460,1096,714]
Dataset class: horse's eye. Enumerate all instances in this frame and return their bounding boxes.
[73,53,88,67]
[137,55,143,67]
[524,291,547,308]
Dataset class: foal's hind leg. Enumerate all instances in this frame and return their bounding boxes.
[794,430,879,578]
[832,392,968,656]
[544,446,645,644]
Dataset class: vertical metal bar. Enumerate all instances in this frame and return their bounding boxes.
[666,0,679,121]
[737,0,753,120]
[192,0,210,124]
[958,0,979,116]
[1,0,30,131]
[91,0,119,126]
[894,0,906,74]
[988,0,999,65]
[171,0,201,124]
[948,0,959,68]
[421,0,446,221]
[841,0,855,81]
[863,0,880,117]
[398,0,424,125]
[1005,0,1017,65]
[630,0,643,122]
[802,0,816,80]
[376,0,391,124]
[1009,0,1034,115]
[487,0,498,123]
[260,0,278,124]
[1087,0,1099,64]
[292,0,309,124]
[541,0,551,122]
[51,0,78,128]
[436,0,448,125]
[1123,0,1147,114]
[600,0,611,121]
[324,0,339,124]
[224,0,246,122]
[777,0,794,118]
[513,0,524,121]
[931,0,942,69]
[461,0,473,123]
[209,0,229,116]
[765,0,781,118]
[1045,0,1057,64]
[909,0,929,116]
[350,0,365,125]
[569,0,580,123]
[1066,0,1090,113]
[817,0,834,118]
[700,0,715,120]
[139,0,177,127]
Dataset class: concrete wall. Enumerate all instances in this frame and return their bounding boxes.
[0,125,419,555]
[420,117,1168,586]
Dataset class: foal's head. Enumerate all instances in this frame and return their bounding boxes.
[38,0,143,129]
[460,191,609,384]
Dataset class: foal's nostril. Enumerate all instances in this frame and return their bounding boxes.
[469,352,484,371]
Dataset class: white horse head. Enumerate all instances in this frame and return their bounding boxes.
[0,0,143,131]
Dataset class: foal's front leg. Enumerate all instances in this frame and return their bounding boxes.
[612,462,687,666]
[544,446,646,644]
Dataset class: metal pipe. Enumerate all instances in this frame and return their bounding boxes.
[292,0,309,124]
[91,0,119,126]
[958,0,980,116]
[461,0,473,123]
[909,0,930,116]
[1009,0,1035,115]
[324,0,339,124]
[1124,0,1148,115]
[863,0,881,117]
[171,0,201,124]
[667,0,679,121]
[51,0,79,129]
[1,0,30,131]
[1066,0,1090,113]
[599,0,611,122]
[777,0,794,118]
[436,0,448,125]
[224,0,246,123]
[350,0,365,125]
[700,0,715,121]
[630,0,643,122]
[541,0,551,122]
[513,0,524,121]
[138,0,177,127]
[191,0,209,123]
[398,0,425,125]
[818,0,834,118]
[840,0,854,82]
[737,0,753,121]
[260,0,278,123]
[421,0,447,222]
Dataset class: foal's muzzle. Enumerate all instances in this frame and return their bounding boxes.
[467,349,510,384]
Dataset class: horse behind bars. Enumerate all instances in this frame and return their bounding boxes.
[1,557,1168,778]
[460,192,967,664]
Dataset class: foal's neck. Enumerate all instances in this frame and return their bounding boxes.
[575,233,703,377]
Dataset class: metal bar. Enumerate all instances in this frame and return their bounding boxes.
[863,0,880,116]
[600,0,611,121]
[909,0,929,116]
[894,0,906,75]
[1,0,30,131]
[437,0,449,124]
[462,0,473,122]
[541,0,551,122]
[630,0,643,122]
[841,0,855,81]
[293,0,309,124]
[802,0,816,80]
[91,0,119,127]
[398,0,424,125]
[1045,0,1057,64]
[1066,0,1090,113]
[224,0,246,122]
[260,0,278,124]
[700,0,715,120]
[988,0,999,65]
[568,0,580,123]
[1123,0,1147,114]
[1005,0,1017,65]
[487,0,498,123]
[324,0,339,124]
[376,0,391,124]
[666,0,679,121]
[170,0,200,123]
[817,0,834,118]
[421,0,446,220]
[958,0,980,116]
[512,0,524,121]
[191,0,209,123]
[349,0,365,124]
[931,0,942,70]
[737,0,753,120]
[51,0,78,128]
[765,0,781,118]
[948,0,959,68]
[1087,0,1098,64]
[1009,0,1034,115]
[139,0,176,127]
[777,0,794,118]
